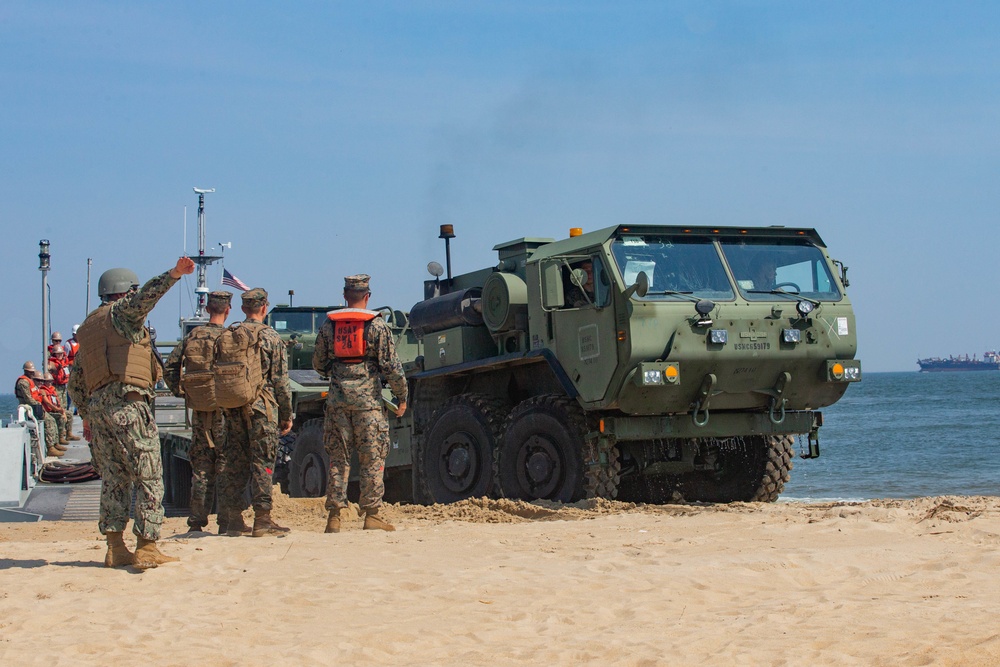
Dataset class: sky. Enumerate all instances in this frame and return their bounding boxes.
[2,0,1000,378]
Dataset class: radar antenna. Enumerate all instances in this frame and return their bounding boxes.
[190,187,222,320]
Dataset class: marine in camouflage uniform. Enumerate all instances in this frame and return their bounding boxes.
[312,274,407,533]
[15,361,63,456]
[162,290,232,532]
[215,287,293,537]
[68,258,194,569]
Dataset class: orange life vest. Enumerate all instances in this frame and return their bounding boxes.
[17,375,41,403]
[40,384,60,412]
[327,309,379,364]
[66,339,79,364]
[48,355,70,385]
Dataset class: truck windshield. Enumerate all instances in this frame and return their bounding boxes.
[268,310,315,333]
[719,238,842,301]
[611,235,734,300]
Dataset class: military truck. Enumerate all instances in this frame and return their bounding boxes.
[275,223,860,505]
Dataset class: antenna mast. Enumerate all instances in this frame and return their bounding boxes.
[191,187,221,319]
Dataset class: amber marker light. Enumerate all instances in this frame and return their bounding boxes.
[569,227,583,237]
[831,363,845,380]
[599,419,606,433]
[617,330,627,341]
[664,365,679,382]
[321,391,329,398]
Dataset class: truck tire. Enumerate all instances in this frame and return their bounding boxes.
[415,394,504,504]
[496,395,586,502]
[630,434,794,504]
[288,418,329,498]
[583,445,622,500]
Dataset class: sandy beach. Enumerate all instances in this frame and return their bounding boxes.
[1,494,999,666]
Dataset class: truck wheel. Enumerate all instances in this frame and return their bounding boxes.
[583,445,622,500]
[288,419,329,498]
[417,394,504,504]
[497,395,585,502]
[677,434,794,503]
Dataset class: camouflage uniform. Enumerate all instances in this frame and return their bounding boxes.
[67,271,178,541]
[15,372,59,450]
[163,317,227,530]
[312,275,407,513]
[216,288,293,518]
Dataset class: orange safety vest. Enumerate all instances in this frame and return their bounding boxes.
[17,375,41,403]
[327,309,379,364]
[40,384,61,412]
[49,355,70,385]
[66,339,79,364]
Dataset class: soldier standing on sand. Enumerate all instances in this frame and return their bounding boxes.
[15,361,65,457]
[68,257,195,569]
[215,288,294,538]
[312,274,407,534]
[163,290,233,534]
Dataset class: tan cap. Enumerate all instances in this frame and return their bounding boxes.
[208,290,233,308]
[51,331,62,341]
[344,274,371,294]
[32,370,45,380]
[23,361,36,372]
[242,287,268,308]
[52,345,65,355]
[42,372,54,382]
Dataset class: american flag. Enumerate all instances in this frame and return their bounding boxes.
[222,269,249,291]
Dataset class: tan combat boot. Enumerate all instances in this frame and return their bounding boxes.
[363,508,395,532]
[225,511,254,537]
[133,537,180,570]
[46,447,66,457]
[67,433,82,441]
[324,508,342,534]
[104,531,134,568]
[251,510,290,537]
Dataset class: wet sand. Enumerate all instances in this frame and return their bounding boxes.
[1,494,999,666]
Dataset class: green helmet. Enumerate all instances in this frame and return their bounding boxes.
[98,268,140,300]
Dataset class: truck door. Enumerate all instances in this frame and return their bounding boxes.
[542,255,619,404]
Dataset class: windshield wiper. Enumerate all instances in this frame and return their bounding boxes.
[646,290,701,303]
[747,289,822,307]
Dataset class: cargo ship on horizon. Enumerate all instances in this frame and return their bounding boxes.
[917,351,1000,372]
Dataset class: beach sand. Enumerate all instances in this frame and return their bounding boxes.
[1,494,999,666]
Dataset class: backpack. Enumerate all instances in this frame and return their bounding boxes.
[213,321,267,409]
[179,326,225,411]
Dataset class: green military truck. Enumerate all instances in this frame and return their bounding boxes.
[270,223,860,506]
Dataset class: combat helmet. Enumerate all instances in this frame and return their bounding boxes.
[98,268,140,300]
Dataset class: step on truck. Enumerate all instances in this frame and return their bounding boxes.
[270,223,861,506]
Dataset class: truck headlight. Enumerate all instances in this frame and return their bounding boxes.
[643,369,663,385]
[782,328,801,343]
[709,329,728,344]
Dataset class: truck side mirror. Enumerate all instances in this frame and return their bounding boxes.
[541,261,565,310]
[623,271,650,300]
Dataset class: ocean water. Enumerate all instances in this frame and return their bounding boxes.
[3,372,997,501]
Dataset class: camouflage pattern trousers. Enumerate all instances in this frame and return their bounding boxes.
[188,409,224,528]
[87,390,165,540]
[47,410,66,443]
[218,401,278,516]
[55,385,72,437]
[324,405,390,512]
[42,412,60,448]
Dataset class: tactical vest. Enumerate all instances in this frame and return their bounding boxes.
[76,304,156,393]
[179,325,225,411]
[16,375,41,403]
[213,321,268,409]
[327,309,379,364]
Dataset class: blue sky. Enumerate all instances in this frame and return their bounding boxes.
[2,1,1000,378]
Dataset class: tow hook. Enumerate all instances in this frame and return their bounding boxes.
[691,373,717,427]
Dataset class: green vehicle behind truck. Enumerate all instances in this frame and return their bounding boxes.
[161,223,860,507]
